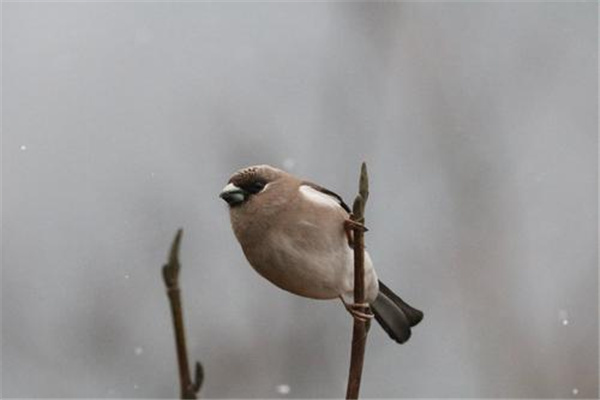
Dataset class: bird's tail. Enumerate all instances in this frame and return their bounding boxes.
[370,280,423,344]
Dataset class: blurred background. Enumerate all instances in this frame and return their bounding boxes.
[2,2,598,398]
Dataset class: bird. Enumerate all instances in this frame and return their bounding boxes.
[219,164,423,343]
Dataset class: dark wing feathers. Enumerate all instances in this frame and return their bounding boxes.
[300,181,351,213]
[371,281,423,344]
[371,292,412,344]
[378,280,424,327]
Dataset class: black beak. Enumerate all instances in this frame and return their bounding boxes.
[219,183,247,207]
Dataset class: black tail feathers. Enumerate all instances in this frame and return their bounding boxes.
[370,280,423,344]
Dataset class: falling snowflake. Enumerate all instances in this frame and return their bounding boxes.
[276,384,291,395]
[558,309,570,326]
[134,346,144,356]
[20,145,27,151]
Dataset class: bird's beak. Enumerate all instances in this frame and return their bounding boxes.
[219,183,247,207]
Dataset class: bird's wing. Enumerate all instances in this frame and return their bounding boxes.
[300,181,351,213]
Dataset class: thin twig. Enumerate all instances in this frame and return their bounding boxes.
[162,229,204,399]
[345,162,371,400]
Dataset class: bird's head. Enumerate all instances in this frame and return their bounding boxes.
[219,165,286,208]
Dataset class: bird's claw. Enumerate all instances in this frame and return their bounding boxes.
[344,218,368,232]
[341,299,374,323]
[344,218,368,248]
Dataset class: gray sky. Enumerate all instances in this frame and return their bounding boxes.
[2,2,598,398]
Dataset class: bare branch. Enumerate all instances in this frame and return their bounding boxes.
[162,229,203,399]
[346,162,371,400]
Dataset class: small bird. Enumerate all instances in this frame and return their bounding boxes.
[220,165,423,343]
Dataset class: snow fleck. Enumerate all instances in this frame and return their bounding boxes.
[276,384,291,395]
[558,310,570,326]
[572,388,579,396]
[133,384,139,390]
[283,158,296,170]
[134,346,144,355]
[20,145,27,151]
[124,274,130,280]
[150,172,155,179]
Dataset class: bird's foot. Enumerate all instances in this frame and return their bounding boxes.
[340,297,373,322]
[344,217,368,232]
[344,218,368,248]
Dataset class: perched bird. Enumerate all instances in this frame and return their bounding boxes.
[220,165,423,343]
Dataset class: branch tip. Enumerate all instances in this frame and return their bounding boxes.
[193,361,205,391]
[169,228,184,265]
[359,162,369,206]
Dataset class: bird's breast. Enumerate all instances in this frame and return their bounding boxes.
[240,223,350,300]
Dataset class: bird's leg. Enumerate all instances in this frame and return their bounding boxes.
[339,296,374,323]
[344,217,368,248]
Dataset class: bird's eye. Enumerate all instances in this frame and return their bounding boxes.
[245,181,266,194]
